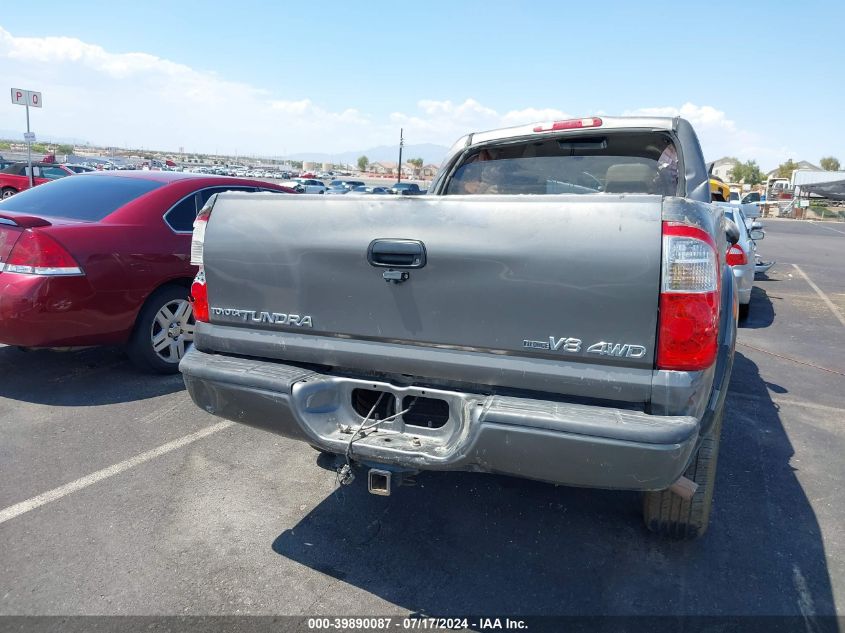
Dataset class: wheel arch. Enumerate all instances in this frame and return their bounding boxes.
[130,276,194,335]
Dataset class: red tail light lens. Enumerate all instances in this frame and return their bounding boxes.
[657,222,720,371]
[658,291,720,370]
[190,268,209,323]
[4,230,83,276]
[726,244,747,267]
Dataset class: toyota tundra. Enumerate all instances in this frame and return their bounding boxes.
[180,116,738,538]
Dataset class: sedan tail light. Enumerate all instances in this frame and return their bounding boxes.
[657,222,720,371]
[3,230,83,276]
[726,244,747,267]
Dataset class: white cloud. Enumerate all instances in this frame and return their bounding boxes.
[501,107,572,126]
[623,103,791,167]
[388,101,575,146]
[0,26,380,155]
[0,26,791,167]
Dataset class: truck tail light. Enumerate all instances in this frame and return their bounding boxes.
[3,230,83,276]
[190,268,209,323]
[657,222,720,371]
[190,207,211,266]
[725,244,747,267]
[533,117,602,133]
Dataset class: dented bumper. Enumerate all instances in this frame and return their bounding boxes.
[180,347,700,491]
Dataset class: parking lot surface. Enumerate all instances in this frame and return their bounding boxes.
[1,219,843,617]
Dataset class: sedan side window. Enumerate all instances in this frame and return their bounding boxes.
[164,194,199,233]
[41,167,70,180]
[198,186,255,207]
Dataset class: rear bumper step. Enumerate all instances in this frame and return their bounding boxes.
[180,347,701,491]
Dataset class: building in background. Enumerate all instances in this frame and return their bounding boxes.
[710,157,738,182]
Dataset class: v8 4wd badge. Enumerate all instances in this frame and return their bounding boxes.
[522,336,582,352]
[586,341,647,358]
[523,337,646,358]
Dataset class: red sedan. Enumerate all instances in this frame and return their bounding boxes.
[0,171,296,372]
[0,162,75,198]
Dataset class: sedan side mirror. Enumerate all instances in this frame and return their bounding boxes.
[750,229,765,241]
[725,218,740,245]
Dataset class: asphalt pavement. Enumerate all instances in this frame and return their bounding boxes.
[1,218,843,619]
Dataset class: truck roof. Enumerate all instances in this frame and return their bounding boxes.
[463,116,679,148]
[436,115,710,203]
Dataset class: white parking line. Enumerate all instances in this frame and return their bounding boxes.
[728,392,845,415]
[0,421,233,526]
[793,264,845,328]
[808,221,845,235]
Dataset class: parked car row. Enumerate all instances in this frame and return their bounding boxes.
[190,166,295,179]
[0,162,75,197]
[711,178,775,319]
[719,205,767,318]
[281,178,427,195]
[0,160,129,198]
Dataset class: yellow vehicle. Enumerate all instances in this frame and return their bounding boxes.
[709,176,730,202]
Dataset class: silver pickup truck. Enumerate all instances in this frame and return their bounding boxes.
[180,116,738,539]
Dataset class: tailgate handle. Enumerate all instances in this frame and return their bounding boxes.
[367,239,426,268]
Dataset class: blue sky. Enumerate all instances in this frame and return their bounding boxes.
[1,0,842,168]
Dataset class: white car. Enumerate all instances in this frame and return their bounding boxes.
[284,178,326,194]
[721,206,764,318]
[732,191,762,220]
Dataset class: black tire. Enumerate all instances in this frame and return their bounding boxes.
[738,302,750,320]
[126,284,194,374]
[643,406,724,539]
[1,187,18,199]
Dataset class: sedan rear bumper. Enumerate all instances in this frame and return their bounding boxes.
[731,265,753,305]
[0,272,129,347]
[180,347,701,491]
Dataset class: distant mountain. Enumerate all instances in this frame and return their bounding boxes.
[0,131,448,166]
[0,129,90,145]
[285,143,449,166]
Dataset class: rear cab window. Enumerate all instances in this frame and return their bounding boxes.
[0,175,165,221]
[444,131,682,196]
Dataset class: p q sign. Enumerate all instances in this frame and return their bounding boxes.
[11,88,42,108]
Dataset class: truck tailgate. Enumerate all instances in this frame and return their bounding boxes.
[202,193,662,375]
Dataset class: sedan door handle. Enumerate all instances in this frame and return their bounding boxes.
[367,239,427,268]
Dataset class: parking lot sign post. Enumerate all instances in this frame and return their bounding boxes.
[11,88,43,188]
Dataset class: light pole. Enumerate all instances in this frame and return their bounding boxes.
[397,128,404,184]
[11,88,42,188]
[25,102,33,187]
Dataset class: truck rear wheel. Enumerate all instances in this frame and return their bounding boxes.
[643,406,724,539]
